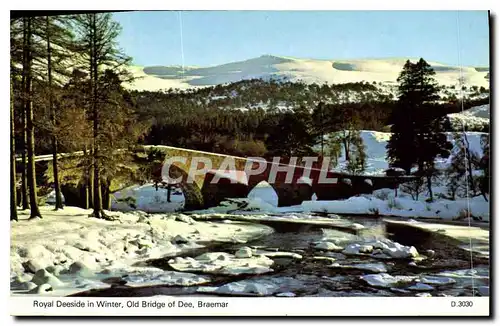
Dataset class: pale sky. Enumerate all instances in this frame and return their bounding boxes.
[113,10,490,67]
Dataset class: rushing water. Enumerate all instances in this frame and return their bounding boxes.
[73,214,490,297]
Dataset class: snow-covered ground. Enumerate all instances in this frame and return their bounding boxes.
[125,55,489,92]
[329,130,393,175]
[324,130,488,176]
[111,184,185,213]
[10,206,274,296]
[448,104,490,131]
[301,188,489,221]
[307,129,489,221]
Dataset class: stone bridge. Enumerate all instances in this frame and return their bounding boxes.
[145,146,412,210]
[19,146,414,211]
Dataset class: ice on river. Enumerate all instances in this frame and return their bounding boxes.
[361,273,416,288]
[168,250,274,275]
[197,276,305,296]
[314,238,420,260]
[330,262,388,273]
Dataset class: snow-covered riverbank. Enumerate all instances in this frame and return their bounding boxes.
[10,206,273,296]
[301,190,490,222]
[10,205,489,298]
[193,185,490,222]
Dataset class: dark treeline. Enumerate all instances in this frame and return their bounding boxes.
[133,84,396,157]
[129,78,488,158]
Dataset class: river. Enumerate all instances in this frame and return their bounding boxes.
[71,214,490,298]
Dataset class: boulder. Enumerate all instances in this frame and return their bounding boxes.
[67,261,95,278]
[172,235,189,245]
[314,242,343,251]
[235,247,253,258]
[32,269,64,288]
[46,265,65,276]
[28,283,53,294]
[23,259,50,274]
[176,214,196,225]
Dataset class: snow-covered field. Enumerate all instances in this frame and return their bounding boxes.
[448,104,490,131]
[125,55,489,92]
[301,189,489,221]
[10,207,274,296]
[325,129,488,176]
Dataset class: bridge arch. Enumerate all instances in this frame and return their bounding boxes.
[247,181,278,207]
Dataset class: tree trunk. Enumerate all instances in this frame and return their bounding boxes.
[101,181,111,210]
[343,134,350,162]
[82,182,89,209]
[92,163,103,217]
[24,17,42,219]
[320,130,324,158]
[88,150,94,208]
[481,189,488,202]
[21,109,29,209]
[10,82,18,221]
[414,178,422,201]
[463,133,476,195]
[90,14,104,219]
[80,148,90,209]
[20,22,29,210]
[47,16,63,210]
[426,174,433,202]
[51,138,63,208]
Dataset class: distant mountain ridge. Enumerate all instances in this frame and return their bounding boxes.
[125,55,490,92]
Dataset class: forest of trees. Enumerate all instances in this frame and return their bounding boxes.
[10,13,141,221]
[10,13,490,221]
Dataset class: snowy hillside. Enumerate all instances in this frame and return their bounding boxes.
[325,130,487,176]
[448,104,490,131]
[125,55,489,92]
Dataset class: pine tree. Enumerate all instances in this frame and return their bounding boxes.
[446,132,480,199]
[11,18,30,210]
[264,106,316,157]
[325,105,365,171]
[10,18,23,220]
[345,131,367,175]
[312,102,327,157]
[23,17,42,219]
[10,80,18,221]
[325,132,342,168]
[386,60,419,174]
[43,15,75,210]
[58,69,93,208]
[417,115,453,201]
[96,69,143,211]
[387,58,452,189]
